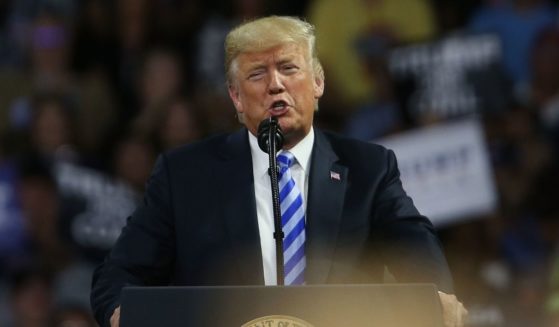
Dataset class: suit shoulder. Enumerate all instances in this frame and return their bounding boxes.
[321,130,391,159]
[159,132,232,169]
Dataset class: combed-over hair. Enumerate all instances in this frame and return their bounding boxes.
[224,16,324,85]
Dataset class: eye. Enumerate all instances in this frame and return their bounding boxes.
[247,69,265,80]
[281,64,298,74]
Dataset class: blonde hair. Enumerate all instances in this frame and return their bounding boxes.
[225,16,324,85]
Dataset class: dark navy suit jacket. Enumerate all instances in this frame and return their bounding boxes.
[91,128,453,326]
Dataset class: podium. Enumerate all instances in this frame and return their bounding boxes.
[120,284,444,327]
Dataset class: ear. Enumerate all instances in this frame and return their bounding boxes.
[228,84,243,113]
[313,76,324,99]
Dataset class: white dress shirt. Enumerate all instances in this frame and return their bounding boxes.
[248,127,314,285]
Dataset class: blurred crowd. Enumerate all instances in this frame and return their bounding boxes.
[1,0,559,326]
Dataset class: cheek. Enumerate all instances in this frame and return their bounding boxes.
[232,86,258,113]
[241,91,263,113]
[295,84,317,108]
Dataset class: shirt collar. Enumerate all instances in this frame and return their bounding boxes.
[248,127,315,178]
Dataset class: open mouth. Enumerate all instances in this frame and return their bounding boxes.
[270,100,289,112]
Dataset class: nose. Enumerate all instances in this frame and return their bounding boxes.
[268,70,285,95]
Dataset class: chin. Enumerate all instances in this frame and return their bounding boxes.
[278,122,295,136]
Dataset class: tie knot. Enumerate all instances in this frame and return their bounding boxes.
[277,151,295,168]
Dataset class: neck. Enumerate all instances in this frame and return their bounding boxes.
[282,127,312,150]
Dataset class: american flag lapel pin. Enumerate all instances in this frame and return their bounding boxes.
[330,171,341,181]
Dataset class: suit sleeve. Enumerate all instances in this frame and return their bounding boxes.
[371,149,453,293]
[90,154,176,326]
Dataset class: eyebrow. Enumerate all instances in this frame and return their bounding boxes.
[246,63,266,71]
[248,54,297,68]
[277,55,297,65]
[277,59,296,66]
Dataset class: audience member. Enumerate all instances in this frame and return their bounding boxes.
[113,0,154,122]
[153,97,204,152]
[131,48,185,135]
[308,0,437,105]
[468,0,556,101]
[111,133,156,194]
[0,138,27,276]
[343,32,404,141]
[3,10,115,159]
[17,158,73,275]
[529,27,559,155]
[50,303,96,327]
[7,267,54,327]
[27,94,79,163]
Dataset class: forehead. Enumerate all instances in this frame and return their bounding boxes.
[235,43,309,69]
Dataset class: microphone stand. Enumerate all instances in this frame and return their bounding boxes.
[258,117,284,285]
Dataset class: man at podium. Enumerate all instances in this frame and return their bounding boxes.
[91,16,467,327]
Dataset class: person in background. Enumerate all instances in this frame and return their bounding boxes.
[0,134,27,277]
[529,27,559,156]
[153,97,203,152]
[111,133,156,194]
[468,0,556,102]
[17,158,73,276]
[7,267,53,327]
[308,0,437,105]
[27,94,78,163]
[131,48,185,135]
[343,31,404,141]
[50,303,96,327]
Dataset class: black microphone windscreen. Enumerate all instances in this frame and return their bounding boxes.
[257,117,284,153]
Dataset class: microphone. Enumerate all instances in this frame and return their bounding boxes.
[257,116,286,285]
[257,117,284,153]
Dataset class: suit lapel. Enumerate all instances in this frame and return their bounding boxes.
[216,128,347,285]
[218,129,264,285]
[306,130,348,284]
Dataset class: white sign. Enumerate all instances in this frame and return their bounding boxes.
[55,162,139,249]
[377,119,497,226]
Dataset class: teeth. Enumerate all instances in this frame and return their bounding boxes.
[272,101,286,110]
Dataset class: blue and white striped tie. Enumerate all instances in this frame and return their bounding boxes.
[277,151,306,285]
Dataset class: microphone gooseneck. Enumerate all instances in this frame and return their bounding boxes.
[256,117,285,285]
